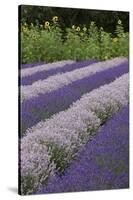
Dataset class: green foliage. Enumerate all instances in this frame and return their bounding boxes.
[47,143,70,173]
[20,18,129,64]
[111,20,129,58]
[21,20,63,63]
[19,5,129,33]
[99,28,112,60]
[63,28,83,60]
[21,175,37,195]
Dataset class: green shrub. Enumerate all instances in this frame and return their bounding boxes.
[20,18,129,64]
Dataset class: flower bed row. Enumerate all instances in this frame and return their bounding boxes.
[21,62,45,69]
[21,59,128,136]
[21,60,75,78]
[36,105,129,194]
[20,73,129,195]
[21,60,97,86]
[21,57,127,101]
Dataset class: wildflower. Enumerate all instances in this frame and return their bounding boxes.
[44,21,50,29]
[76,26,80,32]
[40,24,43,28]
[112,37,118,43]
[100,27,103,31]
[52,16,58,22]
[22,27,28,32]
[118,20,122,25]
[83,27,87,32]
[72,25,75,29]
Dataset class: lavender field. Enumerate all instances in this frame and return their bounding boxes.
[19,58,129,195]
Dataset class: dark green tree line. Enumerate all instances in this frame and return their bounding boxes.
[19,5,129,34]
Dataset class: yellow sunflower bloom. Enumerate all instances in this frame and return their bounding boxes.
[22,27,28,32]
[118,20,122,25]
[44,21,50,28]
[76,26,80,32]
[52,16,58,22]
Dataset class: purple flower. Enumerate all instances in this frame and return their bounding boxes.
[20,62,45,69]
[21,60,98,86]
[21,58,127,101]
[36,105,129,194]
[21,61,128,136]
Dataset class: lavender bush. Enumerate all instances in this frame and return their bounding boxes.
[21,60,97,86]
[20,73,128,194]
[21,59,128,136]
[21,62,45,69]
[21,60,75,78]
[20,142,55,195]
[21,57,127,101]
[36,105,129,194]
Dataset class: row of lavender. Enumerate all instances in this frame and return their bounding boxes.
[20,58,129,195]
[20,58,128,136]
[21,57,127,101]
[21,60,97,85]
[36,105,129,194]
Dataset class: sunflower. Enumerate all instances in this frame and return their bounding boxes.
[52,16,58,22]
[118,20,122,25]
[44,21,50,28]
[76,26,80,32]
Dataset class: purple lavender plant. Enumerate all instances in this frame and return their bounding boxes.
[36,105,129,194]
[21,60,98,85]
[21,61,128,136]
[20,62,45,69]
